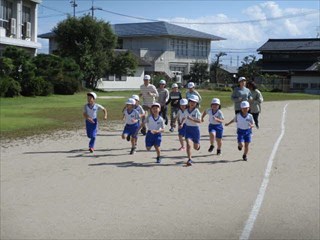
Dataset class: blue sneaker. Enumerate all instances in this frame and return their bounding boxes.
[186,159,193,166]
[156,156,161,163]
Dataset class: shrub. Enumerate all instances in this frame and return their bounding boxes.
[0,76,21,97]
[21,76,53,96]
[54,77,79,95]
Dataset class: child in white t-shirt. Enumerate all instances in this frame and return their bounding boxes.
[145,103,165,163]
[176,98,188,151]
[122,98,141,155]
[225,101,255,161]
[201,98,224,155]
[83,92,107,153]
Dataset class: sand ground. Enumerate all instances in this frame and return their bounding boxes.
[1,100,319,240]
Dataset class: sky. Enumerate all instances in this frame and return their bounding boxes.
[37,0,320,66]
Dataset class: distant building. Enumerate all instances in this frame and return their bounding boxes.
[257,38,320,93]
[0,0,41,55]
[39,21,225,90]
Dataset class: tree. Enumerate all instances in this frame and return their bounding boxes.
[186,61,210,85]
[238,55,261,81]
[53,15,118,89]
[110,51,138,78]
[210,52,227,83]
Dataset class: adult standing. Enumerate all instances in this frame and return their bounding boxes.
[231,77,252,114]
[186,82,202,103]
[157,79,170,125]
[139,74,159,135]
[247,81,264,129]
[166,83,182,132]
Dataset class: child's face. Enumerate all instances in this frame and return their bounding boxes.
[172,87,178,92]
[188,101,197,108]
[180,105,187,110]
[87,95,95,104]
[126,104,134,110]
[211,104,219,110]
[151,106,160,115]
[241,107,249,114]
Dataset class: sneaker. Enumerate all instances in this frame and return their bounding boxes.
[186,159,193,166]
[141,127,146,135]
[217,149,221,155]
[169,127,174,132]
[238,146,242,151]
[178,146,186,151]
[130,147,136,155]
[89,148,94,153]
[165,119,168,125]
[156,156,161,163]
[208,145,214,152]
[242,154,247,161]
[126,135,131,141]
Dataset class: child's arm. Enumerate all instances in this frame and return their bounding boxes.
[225,119,234,126]
[214,116,224,123]
[83,112,95,123]
[102,107,107,120]
[187,115,201,123]
[201,111,207,122]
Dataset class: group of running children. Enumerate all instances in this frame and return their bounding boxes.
[83,87,255,166]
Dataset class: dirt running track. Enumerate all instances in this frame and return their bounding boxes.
[1,100,319,240]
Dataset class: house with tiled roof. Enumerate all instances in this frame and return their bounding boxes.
[39,21,225,90]
[257,38,320,93]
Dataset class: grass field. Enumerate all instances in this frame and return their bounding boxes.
[0,90,318,139]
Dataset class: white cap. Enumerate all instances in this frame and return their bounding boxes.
[211,98,220,105]
[188,95,199,103]
[131,95,139,101]
[126,98,136,105]
[179,98,188,106]
[187,82,195,88]
[144,75,151,80]
[159,79,166,85]
[151,102,161,108]
[240,101,250,108]
[238,77,246,82]
[171,83,178,88]
[87,92,97,100]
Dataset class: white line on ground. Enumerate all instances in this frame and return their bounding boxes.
[240,103,289,240]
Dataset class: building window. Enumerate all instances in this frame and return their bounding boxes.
[170,38,188,57]
[191,40,208,57]
[115,75,127,81]
[293,83,308,89]
[0,0,13,31]
[103,74,127,81]
[310,83,319,89]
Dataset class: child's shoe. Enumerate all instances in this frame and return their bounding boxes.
[242,154,247,161]
[130,147,136,155]
[169,127,174,132]
[186,159,193,166]
[89,148,94,153]
[178,146,186,151]
[217,149,221,155]
[156,156,161,163]
[208,145,214,152]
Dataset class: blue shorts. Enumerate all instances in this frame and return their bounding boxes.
[185,125,200,144]
[123,123,140,139]
[145,131,162,147]
[178,124,186,137]
[237,128,252,143]
[208,123,223,139]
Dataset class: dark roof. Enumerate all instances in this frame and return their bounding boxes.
[38,32,56,38]
[220,65,238,74]
[257,38,320,52]
[112,21,225,40]
[261,61,318,71]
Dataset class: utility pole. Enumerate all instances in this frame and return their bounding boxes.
[70,0,77,17]
[90,0,102,19]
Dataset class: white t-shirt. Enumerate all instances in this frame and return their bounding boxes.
[185,108,201,127]
[234,113,255,130]
[135,105,145,116]
[205,109,224,125]
[123,109,140,125]
[146,115,165,131]
[83,103,104,119]
[177,109,187,123]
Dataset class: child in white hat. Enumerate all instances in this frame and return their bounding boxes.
[225,101,255,161]
[201,98,224,155]
[176,98,188,151]
[122,98,141,155]
[83,92,107,153]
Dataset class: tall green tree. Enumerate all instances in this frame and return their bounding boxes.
[238,55,261,81]
[185,61,209,85]
[53,15,137,89]
[210,52,227,83]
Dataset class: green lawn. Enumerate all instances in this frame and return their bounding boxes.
[0,90,318,139]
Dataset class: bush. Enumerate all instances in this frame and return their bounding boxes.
[54,77,79,95]
[21,76,53,96]
[0,76,21,97]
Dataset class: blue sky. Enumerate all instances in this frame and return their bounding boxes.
[38,0,320,66]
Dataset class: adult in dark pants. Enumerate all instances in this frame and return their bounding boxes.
[157,79,170,125]
[166,83,182,132]
[247,81,264,129]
